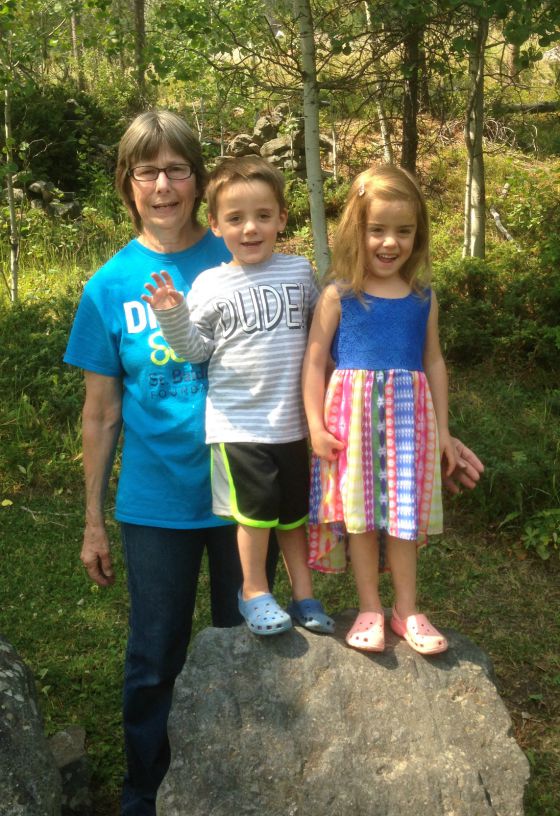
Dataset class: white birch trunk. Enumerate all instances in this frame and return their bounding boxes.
[134,0,146,93]
[331,124,337,181]
[376,95,394,164]
[363,3,394,164]
[70,9,85,91]
[4,87,19,303]
[293,0,330,279]
[463,14,488,259]
[463,153,472,258]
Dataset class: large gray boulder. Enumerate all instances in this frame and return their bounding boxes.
[158,610,529,816]
[252,115,280,146]
[49,726,92,815]
[226,134,261,157]
[0,637,62,816]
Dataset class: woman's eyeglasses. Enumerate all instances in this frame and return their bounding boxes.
[129,164,194,182]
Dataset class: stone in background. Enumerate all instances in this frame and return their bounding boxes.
[0,636,62,816]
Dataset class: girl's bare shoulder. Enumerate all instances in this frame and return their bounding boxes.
[320,282,342,304]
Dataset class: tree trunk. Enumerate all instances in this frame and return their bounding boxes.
[463,14,488,259]
[331,123,338,180]
[70,8,86,91]
[506,41,520,82]
[418,44,430,112]
[134,0,146,94]
[293,0,330,279]
[499,100,560,114]
[463,151,472,257]
[4,87,19,303]
[362,3,394,164]
[376,90,394,164]
[401,27,421,173]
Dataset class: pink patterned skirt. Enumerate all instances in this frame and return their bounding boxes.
[308,368,443,573]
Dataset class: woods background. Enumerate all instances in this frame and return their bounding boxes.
[1,1,559,813]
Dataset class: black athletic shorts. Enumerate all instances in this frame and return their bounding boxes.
[211,439,309,528]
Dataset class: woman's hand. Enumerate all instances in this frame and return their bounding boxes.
[81,522,115,587]
[142,270,183,310]
[444,438,484,494]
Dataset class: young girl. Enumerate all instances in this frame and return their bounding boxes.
[302,164,455,655]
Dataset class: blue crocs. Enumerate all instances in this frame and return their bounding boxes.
[238,591,293,636]
[287,598,335,634]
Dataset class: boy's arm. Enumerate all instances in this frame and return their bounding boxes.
[143,270,216,363]
[423,291,456,476]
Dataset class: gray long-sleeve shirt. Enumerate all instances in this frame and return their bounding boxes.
[154,253,319,444]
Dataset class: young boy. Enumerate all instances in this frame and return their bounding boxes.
[143,155,334,637]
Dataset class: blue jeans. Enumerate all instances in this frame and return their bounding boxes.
[120,522,277,816]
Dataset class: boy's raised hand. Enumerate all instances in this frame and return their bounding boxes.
[142,270,183,311]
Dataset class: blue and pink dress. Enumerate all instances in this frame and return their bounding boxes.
[308,288,443,573]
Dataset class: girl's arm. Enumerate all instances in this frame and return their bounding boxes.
[142,270,215,363]
[302,285,345,461]
[423,291,456,476]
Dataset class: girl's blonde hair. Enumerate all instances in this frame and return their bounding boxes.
[330,164,431,295]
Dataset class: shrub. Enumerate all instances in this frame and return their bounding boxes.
[7,70,148,201]
[0,296,84,493]
[434,242,560,369]
[449,369,560,528]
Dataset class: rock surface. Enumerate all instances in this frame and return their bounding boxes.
[0,636,62,816]
[50,725,92,815]
[226,133,261,157]
[158,610,529,816]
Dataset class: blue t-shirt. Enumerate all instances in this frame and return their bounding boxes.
[64,232,233,528]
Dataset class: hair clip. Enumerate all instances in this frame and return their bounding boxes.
[358,184,365,196]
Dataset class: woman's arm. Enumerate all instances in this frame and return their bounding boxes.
[81,371,123,586]
[423,291,456,476]
[302,285,345,461]
[143,270,215,363]
[445,439,484,493]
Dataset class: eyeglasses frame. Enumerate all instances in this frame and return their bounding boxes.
[128,163,195,182]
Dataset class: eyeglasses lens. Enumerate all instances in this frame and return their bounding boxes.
[131,165,193,181]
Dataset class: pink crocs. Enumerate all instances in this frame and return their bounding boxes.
[346,612,385,652]
[390,607,448,655]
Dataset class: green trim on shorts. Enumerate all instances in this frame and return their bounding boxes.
[277,515,309,531]
[219,443,279,528]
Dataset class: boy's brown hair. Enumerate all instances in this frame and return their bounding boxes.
[206,155,287,220]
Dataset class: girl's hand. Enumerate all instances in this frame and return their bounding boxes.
[142,271,183,311]
[439,431,457,477]
[310,428,345,462]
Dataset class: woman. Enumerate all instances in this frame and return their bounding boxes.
[64,110,254,816]
[65,109,483,815]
